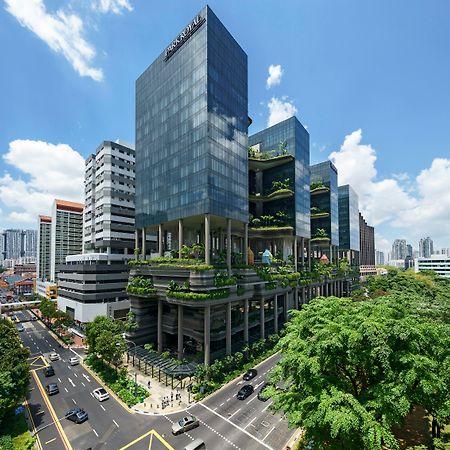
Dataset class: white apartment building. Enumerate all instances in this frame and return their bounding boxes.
[37,215,52,281]
[415,255,450,279]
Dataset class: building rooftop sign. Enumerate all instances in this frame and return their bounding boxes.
[164,14,205,61]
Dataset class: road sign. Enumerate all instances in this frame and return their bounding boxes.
[15,406,25,415]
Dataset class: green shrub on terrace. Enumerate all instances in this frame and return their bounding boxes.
[166,288,230,301]
[126,276,156,295]
[256,266,272,281]
[214,272,238,287]
[265,281,278,290]
[237,286,246,296]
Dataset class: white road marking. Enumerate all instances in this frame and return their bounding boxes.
[93,429,98,437]
[197,403,272,449]
[72,399,77,404]
[113,419,119,428]
[73,373,78,378]
[198,417,241,449]
[263,425,276,441]
[68,378,75,387]
[262,401,273,412]
[229,408,242,419]
[255,381,264,389]
[64,387,68,393]
[244,416,257,429]
[100,405,105,412]
[246,395,257,405]
[90,392,94,398]
[81,382,85,387]
[219,402,224,407]
[82,373,91,382]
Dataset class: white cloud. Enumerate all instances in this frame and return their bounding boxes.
[92,0,133,14]
[4,0,103,81]
[267,97,297,127]
[392,172,410,182]
[329,129,450,245]
[0,140,84,225]
[266,64,283,89]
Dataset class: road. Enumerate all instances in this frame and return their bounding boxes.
[19,311,295,450]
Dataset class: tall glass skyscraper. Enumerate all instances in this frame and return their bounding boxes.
[135,6,248,232]
[338,184,360,265]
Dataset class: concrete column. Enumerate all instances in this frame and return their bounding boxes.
[157,299,163,354]
[259,298,265,340]
[204,214,211,265]
[294,287,299,310]
[244,299,249,344]
[158,224,163,257]
[134,230,139,260]
[273,295,278,334]
[178,219,183,259]
[294,236,298,272]
[226,302,232,356]
[301,237,305,270]
[302,287,306,305]
[177,305,183,359]
[244,223,249,265]
[324,282,328,297]
[283,293,288,322]
[204,306,211,366]
[141,228,146,259]
[227,218,232,275]
[308,239,312,271]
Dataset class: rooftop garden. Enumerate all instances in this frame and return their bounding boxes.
[126,276,156,295]
[310,180,330,193]
[248,140,290,160]
[249,211,293,230]
[310,206,330,218]
[311,228,330,241]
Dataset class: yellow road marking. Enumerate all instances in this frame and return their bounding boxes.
[45,438,56,444]
[119,429,174,450]
[24,398,43,450]
[32,371,72,450]
[148,433,153,450]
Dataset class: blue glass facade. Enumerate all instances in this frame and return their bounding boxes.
[135,6,248,228]
[310,161,339,246]
[248,116,310,238]
[338,185,360,251]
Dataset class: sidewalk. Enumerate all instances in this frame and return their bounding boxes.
[126,365,195,414]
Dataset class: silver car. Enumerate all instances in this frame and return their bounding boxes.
[172,415,200,435]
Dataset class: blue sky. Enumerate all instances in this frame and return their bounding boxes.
[1,0,450,255]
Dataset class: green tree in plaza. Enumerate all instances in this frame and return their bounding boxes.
[0,318,30,424]
[38,296,58,323]
[85,315,124,356]
[96,329,127,368]
[269,270,450,450]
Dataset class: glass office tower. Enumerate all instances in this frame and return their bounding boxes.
[135,6,248,238]
[338,184,360,266]
[310,161,339,262]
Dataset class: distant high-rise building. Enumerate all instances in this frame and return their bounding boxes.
[359,213,375,266]
[23,229,37,257]
[50,199,84,282]
[376,250,385,265]
[406,244,413,258]
[419,237,434,258]
[2,229,24,260]
[391,239,407,260]
[37,215,52,281]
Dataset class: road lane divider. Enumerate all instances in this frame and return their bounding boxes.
[31,370,72,450]
[23,398,43,450]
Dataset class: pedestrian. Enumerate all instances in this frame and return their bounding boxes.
[171,392,173,401]
[147,380,151,389]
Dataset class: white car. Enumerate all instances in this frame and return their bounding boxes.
[69,356,79,366]
[93,388,109,402]
[48,352,60,361]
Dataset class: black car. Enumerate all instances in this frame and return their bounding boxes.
[65,408,88,424]
[243,369,257,381]
[237,384,254,400]
[44,365,55,377]
[257,383,271,401]
[46,383,59,395]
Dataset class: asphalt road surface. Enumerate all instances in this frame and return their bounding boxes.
[19,311,295,450]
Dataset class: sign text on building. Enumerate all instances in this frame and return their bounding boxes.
[164,15,205,61]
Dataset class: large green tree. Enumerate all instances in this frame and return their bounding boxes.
[0,318,30,424]
[269,271,450,450]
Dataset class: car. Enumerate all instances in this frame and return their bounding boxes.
[46,383,59,395]
[92,388,109,402]
[65,407,88,424]
[30,315,37,321]
[257,383,271,401]
[243,368,257,381]
[69,356,79,366]
[48,352,60,361]
[16,324,24,332]
[44,365,55,377]
[237,384,254,400]
[171,415,200,435]
[10,314,17,322]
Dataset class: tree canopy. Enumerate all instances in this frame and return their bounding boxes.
[0,318,30,424]
[270,270,450,449]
